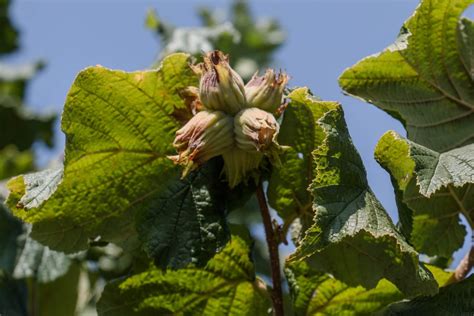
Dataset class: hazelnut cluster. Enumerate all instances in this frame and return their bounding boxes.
[169,51,288,187]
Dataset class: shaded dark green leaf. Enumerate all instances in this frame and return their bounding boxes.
[384,275,474,315]
[0,274,27,316]
[0,203,23,273]
[0,99,55,151]
[137,159,229,269]
[0,0,19,55]
[35,263,81,316]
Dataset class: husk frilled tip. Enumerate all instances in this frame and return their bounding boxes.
[234,107,281,153]
[198,50,246,115]
[245,69,289,113]
[170,50,289,188]
[169,110,234,178]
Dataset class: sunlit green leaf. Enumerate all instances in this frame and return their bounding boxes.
[285,261,451,316]
[286,261,402,316]
[375,131,473,257]
[339,0,474,152]
[97,235,271,315]
[95,278,149,316]
[6,167,63,211]
[7,53,200,254]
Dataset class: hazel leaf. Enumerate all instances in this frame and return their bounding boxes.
[285,261,451,316]
[97,235,271,316]
[339,0,474,152]
[375,131,474,258]
[288,99,438,297]
[6,54,206,254]
[268,87,338,228]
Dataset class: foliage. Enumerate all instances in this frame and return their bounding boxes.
[0,203,23,273]
[285,261,451,316]
[1,165,81,314]
[337,0,474,313]
[0,273,27,316]
[375,131,473,258]
[384,275,474,315]
[0,1,74,314]
[97,235,271,315]
[0,0,18,54]
[146,0,285,79]
[0,62,55,179]
[339,0,474,153]
[1,0,286,314]
[267,88,335,228]
[0,146,33,180]
[2,0,474,315]
[284,89,437,297]
[5,55,232,271]
[0,1,55,180]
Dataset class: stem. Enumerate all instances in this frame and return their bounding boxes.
[256,181,284,316]
[28,278,37,316]
[444,185,474,284]
[446,244,474,284]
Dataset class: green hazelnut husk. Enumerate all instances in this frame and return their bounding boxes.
[170,110,234,177]
[199,50,246,115]
[245,69,289,113]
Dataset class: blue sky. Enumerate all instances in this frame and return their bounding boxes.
[5,0,471,266]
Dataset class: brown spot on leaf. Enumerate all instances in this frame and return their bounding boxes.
[134,73,145,82]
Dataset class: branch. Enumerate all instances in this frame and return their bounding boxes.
[445,185,474,284]
[446,237,474,284]
[256,181,284,316]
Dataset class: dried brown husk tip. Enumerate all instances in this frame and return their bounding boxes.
[169,110,234,177]
[198,50,246,115]
[245,69,289,113]
[234,107,281,163]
